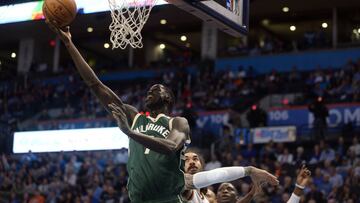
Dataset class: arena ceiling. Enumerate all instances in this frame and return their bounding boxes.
[0,0,360,63]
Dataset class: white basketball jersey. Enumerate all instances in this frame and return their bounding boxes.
[187,189,210,203]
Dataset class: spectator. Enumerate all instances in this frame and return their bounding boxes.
[319,143,335,163]
[308,97,329,140]
[309,145,321,164]
[205,154,222,171]
[241,144,257,160]
[328,167,344,188]
[277,148,294,165]
[349,136,360,156]
[318,174,332,196]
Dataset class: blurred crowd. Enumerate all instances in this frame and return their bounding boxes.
[0,57,359,132]
[1,135,359,203]
[224,30,329,57]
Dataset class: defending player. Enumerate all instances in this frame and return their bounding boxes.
[183,149,260,203]
[45,21,279,203]
[216,165,311,203]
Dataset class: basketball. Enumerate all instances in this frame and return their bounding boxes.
[42,0,77,27]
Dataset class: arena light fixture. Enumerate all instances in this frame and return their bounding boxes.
[160,19,167,25]
[180,35,187,41]
[290,25,296,31]
[282,7,289,13]
[262,19,270,26]
[358,28,360,33]
[159,44,166,49]
[104,43,110,49]
[11,52,16,58]
[353,29,358,34]
[322,22,328,28]
[87,27,94,32]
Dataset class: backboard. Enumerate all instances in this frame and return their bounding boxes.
[165,0,249,37]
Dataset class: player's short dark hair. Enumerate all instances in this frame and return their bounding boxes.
[185,147,205,168]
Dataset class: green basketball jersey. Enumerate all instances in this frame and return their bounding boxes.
[127,113,189,203]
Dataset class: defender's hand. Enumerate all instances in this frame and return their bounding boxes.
[45,20,72,45]
[296,165,311,187]
[109,103,132,134]
[249,166,279,187]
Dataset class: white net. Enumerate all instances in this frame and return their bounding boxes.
[108,0,157,49]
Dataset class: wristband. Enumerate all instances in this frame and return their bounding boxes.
[295,183,305,190]
[287,193,300,203]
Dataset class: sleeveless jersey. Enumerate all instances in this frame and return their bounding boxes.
[187,190,210,203]
[127,113,189,203]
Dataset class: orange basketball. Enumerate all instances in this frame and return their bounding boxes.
[43,0,77,27]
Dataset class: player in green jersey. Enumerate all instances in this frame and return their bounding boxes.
[46,20,279,203]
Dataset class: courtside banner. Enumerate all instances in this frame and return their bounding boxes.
[268,103,360,130]
[251,126,296,144]
[13,127,129,153]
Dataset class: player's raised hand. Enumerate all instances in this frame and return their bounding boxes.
[109,103,132,134]
[45,20,72,44]
[249,166,279,187]
[296,165,311,187]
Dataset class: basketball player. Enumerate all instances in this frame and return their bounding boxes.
[216,165,311,203]
[46,21,279,203]
[182,149,260,203]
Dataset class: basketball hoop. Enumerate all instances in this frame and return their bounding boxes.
[108,0,157,49]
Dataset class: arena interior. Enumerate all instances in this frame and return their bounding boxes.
[0,0,359,202]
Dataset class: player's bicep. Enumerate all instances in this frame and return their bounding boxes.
[167,117,189,150]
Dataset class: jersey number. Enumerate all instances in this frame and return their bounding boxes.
[144,136,154,154]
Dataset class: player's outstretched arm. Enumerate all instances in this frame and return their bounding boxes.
[184,166,279,190]
[45,20,138,122]
[287,165,311,203]
[109,103,188,154]
[236,184,260,203]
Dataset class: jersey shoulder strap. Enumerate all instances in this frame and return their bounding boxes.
[130,113,143,129]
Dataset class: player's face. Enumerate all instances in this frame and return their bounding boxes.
[217,183,237,203]
[184,152,202,175]
[206,190,218,203]
[145,84,169,110]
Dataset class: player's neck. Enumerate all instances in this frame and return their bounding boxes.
[149,107,168,117]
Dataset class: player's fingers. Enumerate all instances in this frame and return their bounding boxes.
[51,20,60,27]
[265,171,278,181]
[64,26,70,33]
[108,103,121,112]
[270,178,279,185]
[109,103,124,112]
[108,103,115,109]
[264,174,279,185]
[299,165,306,173]
[45,21,57,32]
[112,111,121,118]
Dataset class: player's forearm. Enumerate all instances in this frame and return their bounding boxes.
[286,186,303,203]
[236,191,255,203]
[127,130,177,154]
[293,187,303,197]
[287,193,301,203]
[65,41,101,86]
[187,167,252,189]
